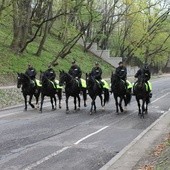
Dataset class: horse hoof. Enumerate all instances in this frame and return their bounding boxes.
[66,110,69,114]
[84,104,87,107]
[90,112,92,115]
[77,107,80,110]
[59,106,62,109]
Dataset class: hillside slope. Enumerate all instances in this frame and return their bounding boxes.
[0,23,114,85]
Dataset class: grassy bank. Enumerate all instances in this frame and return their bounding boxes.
[0,22,114,86]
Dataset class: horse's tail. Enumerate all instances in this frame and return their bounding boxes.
[126,90,132,105]
[104,88,110,103]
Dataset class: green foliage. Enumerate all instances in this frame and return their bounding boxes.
[0,16,114,83]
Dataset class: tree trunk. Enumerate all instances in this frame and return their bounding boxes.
[36,0,53,56]
[10,0,32,53]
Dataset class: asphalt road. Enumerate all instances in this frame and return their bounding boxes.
[0,75,170,170]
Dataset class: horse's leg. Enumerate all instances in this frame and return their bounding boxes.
[114,94,119,113]
[50,96,56,110]
[145,97,149,114]
[99,94,103,107]
[58,90,62,109]
[136,98,141,115]
[28,95,35,109]
[82,88,87,107]
[90,96,96,115]
[34,92,40,109]
[74,96,77,110]
[24,94,27,111]
[141,99,145,118]
[124,95,127,107]
[66,95,69,112]
[53,95,57,110]
[119,97,124,112]
[39,93,44,113]
[77,95,81,110]
[50,96,55,110]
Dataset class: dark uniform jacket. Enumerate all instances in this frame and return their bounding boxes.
[68,65,82,78]
[44,68,56,81]
[25,67,36,80]
[115,66,127,80]
[91,67,102,80]
[135,68,151,81]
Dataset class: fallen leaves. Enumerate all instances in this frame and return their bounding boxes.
[138,165,154,170]
[153,143,166,156]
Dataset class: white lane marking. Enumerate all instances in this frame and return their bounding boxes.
[24,146,70,170]
[151,92,169,103]
[23,126,109,170]
[0,112,23,118]
[74,126,109,145]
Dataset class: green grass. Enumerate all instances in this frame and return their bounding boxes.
[0,21,114,85]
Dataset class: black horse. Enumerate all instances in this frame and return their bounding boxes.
[59,70,86,112]
[133,75,150,118]
[111,73,131,113]
[39,72,62,112]
[17,73,41,111]
[86,73,110,114]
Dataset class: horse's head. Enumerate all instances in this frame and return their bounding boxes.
[86,73,94,87]
[111,73,120,85]
[137,75,145,87]
[59,70,72,86]
[17,73,29,88]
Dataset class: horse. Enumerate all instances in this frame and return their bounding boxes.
[39,72,62,112]
[111,73,131,113]
[86,73,110,114]
[59,70,86,112]
[17,73,41,111]
[133,75,150,118]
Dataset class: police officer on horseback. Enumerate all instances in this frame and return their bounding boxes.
[44,63,58,89]
[134,63,152,97]
[25,64,37,80]
[115,61,127,81]
[25,64,37,89]
[45,64,56,81]
[68,60,82,86]
[91,62,103,87]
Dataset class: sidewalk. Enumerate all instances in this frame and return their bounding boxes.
[100,109,170,170]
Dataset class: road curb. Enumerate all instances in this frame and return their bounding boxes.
[99,108,170,170]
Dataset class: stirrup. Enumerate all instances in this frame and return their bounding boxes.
[149,92,152,98]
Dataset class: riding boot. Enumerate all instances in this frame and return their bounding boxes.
[99,80,104,88]
[132,82,137,95]
[53,81,57,89]
[146,81,152,98]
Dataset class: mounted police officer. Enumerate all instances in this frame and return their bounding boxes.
[25,64,37,80]
[91,62,103,87]
[44,63,58,89]
[68,60,82,86]
[44,64,56,81]
[134,63,152,97]
[115,61,127,81]
[25,64,37,88]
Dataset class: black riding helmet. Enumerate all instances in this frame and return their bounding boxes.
[143,63,149,70]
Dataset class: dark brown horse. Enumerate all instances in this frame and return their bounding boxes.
[86,73,110,114]
[59,70,84,113]
[17,73,41,111]
[133,75,150,118]
[39,72,62,112]
[111,73,131,113]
